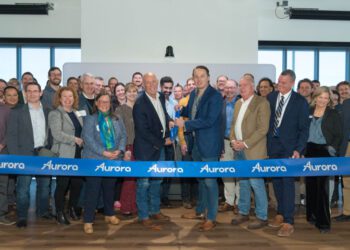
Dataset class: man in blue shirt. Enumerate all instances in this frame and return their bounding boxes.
[219,79,240,213]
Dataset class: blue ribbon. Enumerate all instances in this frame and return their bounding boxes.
[0,155,349,178]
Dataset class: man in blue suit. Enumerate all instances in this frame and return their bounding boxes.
[267,69,309,237]
[133,72,172,231]
[176,65,223,232]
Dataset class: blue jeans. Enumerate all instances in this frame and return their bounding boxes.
[16,175,51,220]
[136,148,164,220]
[269,137,295,224]
[192,144,218,221]
[235,151,268,220]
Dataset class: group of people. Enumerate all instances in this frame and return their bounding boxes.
[0,65,350,237]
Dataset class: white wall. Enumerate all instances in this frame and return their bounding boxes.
[81,0,258,63]
[0,0,80,38]
[258,0,350,42]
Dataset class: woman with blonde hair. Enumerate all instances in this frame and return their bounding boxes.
[305,86,343,233]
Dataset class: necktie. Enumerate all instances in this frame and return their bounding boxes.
[273,95,284,136]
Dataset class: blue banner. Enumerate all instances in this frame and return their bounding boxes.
[0,155,349,178]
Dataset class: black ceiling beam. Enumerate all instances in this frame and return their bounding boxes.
[0,3,50,15]
[289,8,350,21]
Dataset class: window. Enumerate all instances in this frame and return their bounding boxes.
[54,48,81,73]
[319,51,346,86]
[258,50,283,82]
[0,47,17,82]
[287,50,315,83]
[22,47,50,88]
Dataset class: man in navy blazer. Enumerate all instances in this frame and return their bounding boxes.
[176,65,223,232]
[6,82,52,228]
[267,69,309,237]
[133,72,172,230]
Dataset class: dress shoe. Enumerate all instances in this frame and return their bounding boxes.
[218,202,234,212]
[16,219,27,228]
[150,213,170,221]
[231,214,249,225]
[104,216,120,225]
[181,212,205,220]
[199,220,216,232]
[56,211,70,225]
[84,223,93,234]
[277,223,294,237]
[40,213,54,220]
[140,219,162,231]
[334,214,350,222]
[247,218,268,229]
[268,214,284,228]
[69,207,81,221]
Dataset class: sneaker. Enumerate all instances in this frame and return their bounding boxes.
[268,214,284,228]
[198,220,216,232]
[84,223,93,234]
[277,223,294,237]
[104,215,120,225]
[150,213,170,221]
[333,214,350,222]
[0,216,16,226]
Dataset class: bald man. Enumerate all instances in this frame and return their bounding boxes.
[133,73,172,230]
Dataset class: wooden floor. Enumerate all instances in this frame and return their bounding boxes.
[1,205,350,250]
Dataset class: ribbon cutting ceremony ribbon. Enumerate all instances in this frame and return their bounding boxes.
[0,155,349,178]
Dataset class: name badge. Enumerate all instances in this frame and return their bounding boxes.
[76,110,87,117]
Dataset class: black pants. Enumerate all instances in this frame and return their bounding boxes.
[305,142,331,230]
[55,176,84,212]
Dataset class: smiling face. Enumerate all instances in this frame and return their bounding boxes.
[115,85,126,101]
[49,69,62,86]
[315,92,330,109]
[126,87,138,103]
[144,73,158,98]
[193,68,209,90]
[96,94,111,113]
[277,74,294,95]
[258,80,273,97]
[4,88,19,107]
[60,89,74,110]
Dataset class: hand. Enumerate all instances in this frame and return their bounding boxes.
[103,150,120,160]
[291,150,300,159]
[75,137,84,147]
[169,121,175,129]
[124,150,132,161]
[174,104,183,111]
[164,137,172,146]
[181,144,187,156]
[175,117,185,128]
[232,140,246,151]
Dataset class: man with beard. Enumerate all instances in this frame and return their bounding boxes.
[159,76,177,208]
[132,72,144,93]
[41,67,62,110]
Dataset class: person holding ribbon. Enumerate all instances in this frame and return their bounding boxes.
[81,90,126,234]
[48,86,84,225]
[305,86,342,233]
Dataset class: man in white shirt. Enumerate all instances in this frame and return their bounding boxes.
[6,82,52,228]
[229,76,270,229]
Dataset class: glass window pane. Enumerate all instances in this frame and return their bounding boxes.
[319,51,346,86]
[22,48,50,89]
[287,50,314,83]
[0,47,17,82]
[258,50,283,82]
[54,48,81,76]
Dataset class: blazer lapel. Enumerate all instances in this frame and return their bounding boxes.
[143,93,162,127]
[195,86,212,116]
[23,104,34,138]
[242,96,256,124]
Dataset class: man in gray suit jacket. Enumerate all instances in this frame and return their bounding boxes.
[6,82,52,228]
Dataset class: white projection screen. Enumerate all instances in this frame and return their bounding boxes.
[63,63,276,86]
